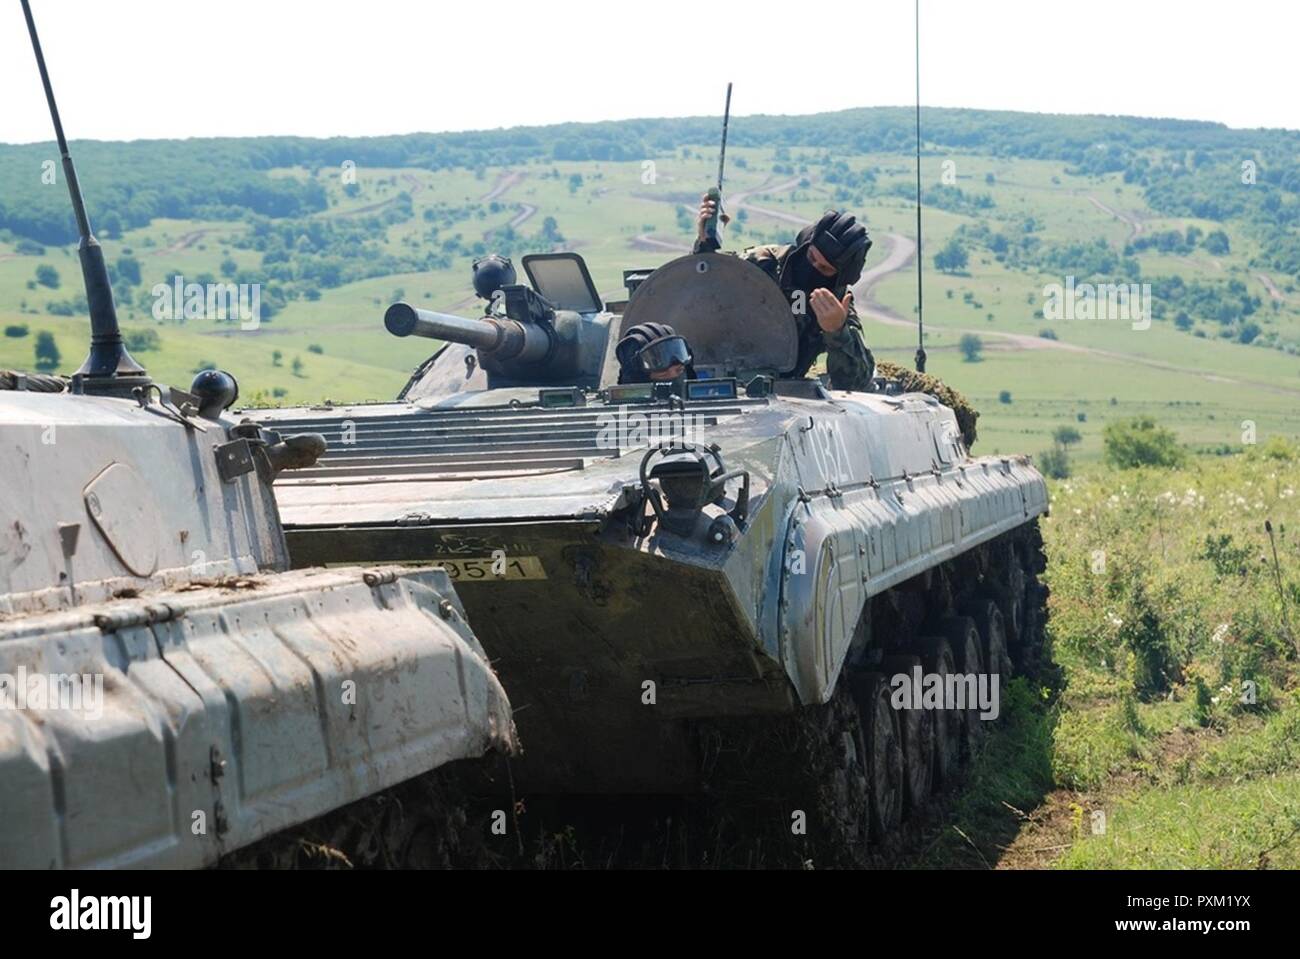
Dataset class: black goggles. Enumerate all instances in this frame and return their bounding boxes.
[636,335,692,374]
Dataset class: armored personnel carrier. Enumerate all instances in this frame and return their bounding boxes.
[0,1,514,869]
[250,247,1049,854]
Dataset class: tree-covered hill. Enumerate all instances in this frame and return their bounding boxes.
[5,106,1300,262]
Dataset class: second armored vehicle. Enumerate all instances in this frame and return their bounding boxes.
[0,1,515,869]
[249,249,1049,855]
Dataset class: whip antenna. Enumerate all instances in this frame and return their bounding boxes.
[701,83,733,250]
[21,0,147,393]
[914,0,927,373]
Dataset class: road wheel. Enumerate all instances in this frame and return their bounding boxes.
[919,635,961,788]
[988,557,1026,647]
[965,597,1013,681]
[939,616,986,759]
[881,654,935,815]
[848,672,903,838]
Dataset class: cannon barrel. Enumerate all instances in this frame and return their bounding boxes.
[384,302,550,364]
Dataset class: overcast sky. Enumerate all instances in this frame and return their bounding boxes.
[1,0,1296,145]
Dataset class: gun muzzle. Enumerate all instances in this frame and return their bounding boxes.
[384,302,550,363]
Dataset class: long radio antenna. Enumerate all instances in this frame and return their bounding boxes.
[701,83,733,249]
[717,82,732,193]
[913,0,927,374]
[21,0,146,392]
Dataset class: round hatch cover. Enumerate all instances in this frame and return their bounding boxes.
[84,462,161,577]
[618,253,798,375]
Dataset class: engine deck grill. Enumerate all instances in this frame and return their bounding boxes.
[259,399,761,483]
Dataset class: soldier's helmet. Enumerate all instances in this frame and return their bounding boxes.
[803,211,873,285]
[471,254,517,301]
[616,322,694,384]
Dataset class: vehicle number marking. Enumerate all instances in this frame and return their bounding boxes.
[433,556,547,581]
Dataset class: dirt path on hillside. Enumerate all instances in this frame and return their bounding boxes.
[145,228,211,257]
[854,232,1300,398]
[480,170,525,203]
[631,233,693,253]
[509,203,537,229]
[1257,272,1286,302]
[482,201,538,241]
[729,176,804,213]
[630,175,805,250]
[1086,195,1144,243]
[329,172,427,220]
[338,196,397,218]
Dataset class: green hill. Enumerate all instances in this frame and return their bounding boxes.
[3,107,1298,460]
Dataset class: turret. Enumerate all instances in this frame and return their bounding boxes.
[385,270,616,389]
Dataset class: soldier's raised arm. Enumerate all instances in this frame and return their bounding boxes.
[692,193,730,254]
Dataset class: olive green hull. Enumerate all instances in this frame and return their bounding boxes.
[289,521,794,793]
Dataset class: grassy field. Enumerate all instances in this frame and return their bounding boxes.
[913,442,1300,869]
[3,145,1298,459]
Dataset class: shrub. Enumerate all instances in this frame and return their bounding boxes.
[1038,446,1071,479]
[124,328,161,352]
[1103,416,1185,469]
[35,264,60,289]
[1053,425,1082,447]
[959,333,983,362]
[34,330,60,370]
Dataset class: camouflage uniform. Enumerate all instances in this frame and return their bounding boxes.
[693,235,875,391]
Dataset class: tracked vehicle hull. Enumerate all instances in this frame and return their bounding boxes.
[255,386,1047,796]
[0,389,515,868]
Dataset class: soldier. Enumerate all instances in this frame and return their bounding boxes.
[694,196,875,390]
[616,322,697,385]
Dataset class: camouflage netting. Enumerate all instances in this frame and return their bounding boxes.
[0,369,68,393]
[874,359,980,449]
